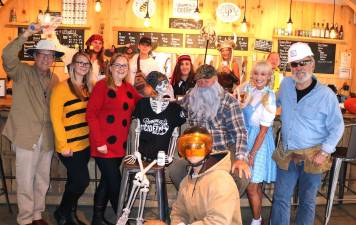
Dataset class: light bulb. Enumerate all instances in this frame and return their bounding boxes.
[144,17,151,27]
[330,28,336,39]
[44,13,51,24]
[287,21,293,35]
[241,21,247,33]
[193,11,200,22]
[95,1,102,12]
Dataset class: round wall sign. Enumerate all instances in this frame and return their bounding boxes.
[132,0,156,19]
[216,3,241,23]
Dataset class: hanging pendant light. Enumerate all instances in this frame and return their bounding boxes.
[193,0,200,22]
[241,0,248,33]
[329,0,337,39]
[144,0,151,27]
[286,0,293,35]
[43,0,51,24]
[95,0,102,12]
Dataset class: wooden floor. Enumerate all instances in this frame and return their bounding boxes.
[0,203,355,225]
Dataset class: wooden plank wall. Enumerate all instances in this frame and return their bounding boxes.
[0,0,355,91]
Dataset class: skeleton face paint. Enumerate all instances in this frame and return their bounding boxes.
[155,79,169,97]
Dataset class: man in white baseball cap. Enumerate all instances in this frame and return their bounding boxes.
[2,23,63,225]
[270,42,344,225]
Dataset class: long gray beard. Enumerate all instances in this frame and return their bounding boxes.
[188,81,223,121]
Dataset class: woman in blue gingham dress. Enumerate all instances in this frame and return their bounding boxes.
[240,61,277,225]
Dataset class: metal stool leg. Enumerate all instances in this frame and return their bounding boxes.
[155,168,168,223]
[117,166,130,217]
[324,158,342,225]
[0,155,12,213]
[337,162,347,204]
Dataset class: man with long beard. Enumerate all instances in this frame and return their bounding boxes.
[169,64,250,190]
[270,42,344,225]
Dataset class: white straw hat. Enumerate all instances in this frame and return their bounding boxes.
[287,42,314,63]
[27,40,64,58]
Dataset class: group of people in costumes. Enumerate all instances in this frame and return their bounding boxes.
[1,22,345,225]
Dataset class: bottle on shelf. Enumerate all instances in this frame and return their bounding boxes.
[315,22,321,37]
[320,23,325,38]
[325,23,330,38]
[312,22,316,37]
[335,23,339,39]
[339,25,344,39]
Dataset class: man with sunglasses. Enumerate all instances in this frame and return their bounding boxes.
[270,42,344,225]
[2,23,64,225]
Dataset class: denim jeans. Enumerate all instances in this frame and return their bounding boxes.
[271,161,322,225]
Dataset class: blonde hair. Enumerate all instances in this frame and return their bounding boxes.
[248,60,273,110]
[68,52,92,100]
[106,53,130,90]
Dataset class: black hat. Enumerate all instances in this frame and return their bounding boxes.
[139,36,152,46]
[146,71,168,90]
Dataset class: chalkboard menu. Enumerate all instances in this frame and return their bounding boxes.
[169,18,203,30]
[254,39,272,53]
[185,34,215,49]
[117,31,183,48]
[18,27,85,61]
[278,40,336,74]
[185,34,249,51]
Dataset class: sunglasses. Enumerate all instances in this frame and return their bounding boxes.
[290,60,312,68]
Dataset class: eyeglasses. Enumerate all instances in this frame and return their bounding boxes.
[111,63,128,69]
[290,60,312,68]
[75,61,91,67]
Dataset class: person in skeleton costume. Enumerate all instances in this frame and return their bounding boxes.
[125,71,186,164]
[170,126,242,225]
[117,72,186,225]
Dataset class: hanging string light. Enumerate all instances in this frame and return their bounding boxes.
[241,0,248,33]
[329,0,337,39]
[144,0,151,27]
[95,0,102,12]
[193,0,200,22]
[286,0,293,35]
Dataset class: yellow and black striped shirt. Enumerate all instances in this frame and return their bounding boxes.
[50,80,89,153]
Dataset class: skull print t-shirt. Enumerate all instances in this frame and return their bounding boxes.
[132,98,186,159]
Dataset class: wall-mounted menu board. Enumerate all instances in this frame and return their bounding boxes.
[185,34,216,49]
[185,34,249,51]
[117,31,184,48]
[254,39,272,53]
[278,39,336,74]
[18,27,85,61]
[169,18,203,30]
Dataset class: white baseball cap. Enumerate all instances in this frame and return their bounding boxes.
[287,42,314,63]
[27,40,64,58]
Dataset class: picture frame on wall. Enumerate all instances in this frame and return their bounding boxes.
[0,79,6,97]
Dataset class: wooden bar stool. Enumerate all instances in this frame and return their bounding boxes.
[117,161,169,223]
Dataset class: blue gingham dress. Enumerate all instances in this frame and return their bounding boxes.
[242,87,277,183]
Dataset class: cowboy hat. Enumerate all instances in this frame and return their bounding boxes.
[27,40,64,58]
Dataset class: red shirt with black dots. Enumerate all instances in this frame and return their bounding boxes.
[86,79,141,158]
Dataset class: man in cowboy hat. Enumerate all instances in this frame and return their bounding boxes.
[2,23,64,225]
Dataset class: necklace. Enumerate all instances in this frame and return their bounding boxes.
[38,71,52,99]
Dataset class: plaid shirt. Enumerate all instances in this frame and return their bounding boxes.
[180,91,248,158]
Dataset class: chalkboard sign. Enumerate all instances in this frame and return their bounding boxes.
[278,40,336,74]
[18,27,85,61]
[185,34,215,49]
[185,34,249,51]
[169,18,203,30]
[117,31,184,48]
[254,39,272,53]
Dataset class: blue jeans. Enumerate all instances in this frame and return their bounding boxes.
[271,162,322,225]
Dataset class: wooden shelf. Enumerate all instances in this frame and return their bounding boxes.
[272,35,345,44]
[6,22,91,29]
